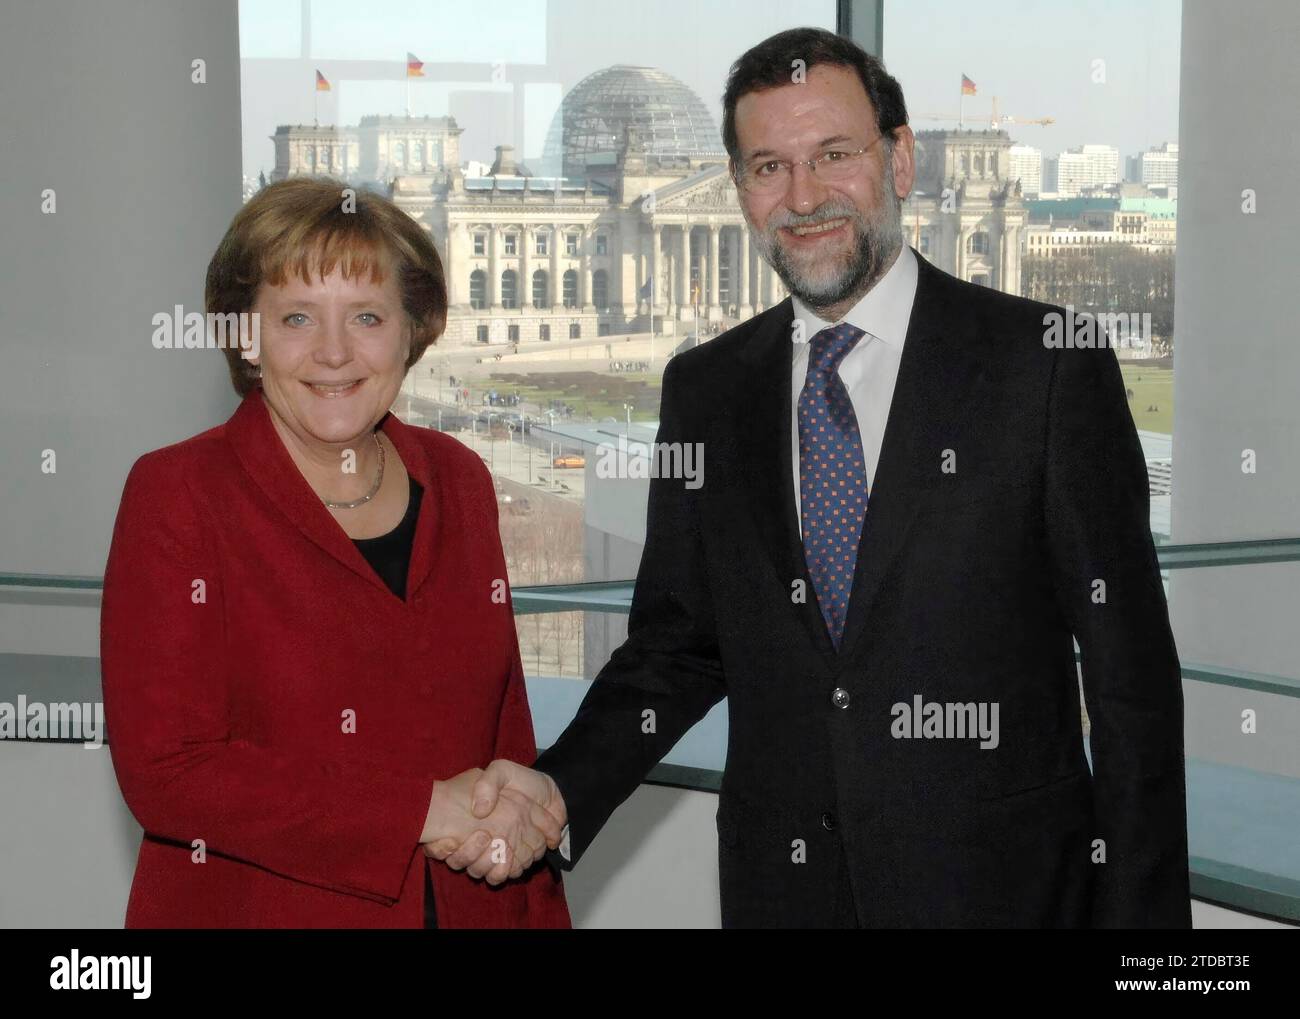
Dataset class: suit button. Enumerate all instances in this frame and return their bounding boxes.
[831,687,851,709]
[821,811,837,831]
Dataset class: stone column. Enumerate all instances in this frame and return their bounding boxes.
[444,222,460,307]
[636,240,646,315]
[650,224,662,316]
[580,234,592,312]
[738,225,752,319]
[550,223,560,307]
[488,224,500,309]
[1007,224,1022,296]
[707,224,721,319]
[520,225,531,309]
[677,224,691,320]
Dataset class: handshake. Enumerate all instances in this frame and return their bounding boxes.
[419,760,567,885]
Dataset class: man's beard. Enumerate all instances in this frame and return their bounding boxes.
[752,156,905,312]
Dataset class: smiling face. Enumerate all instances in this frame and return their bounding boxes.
[248,259,411,458]
[732,62,915,317]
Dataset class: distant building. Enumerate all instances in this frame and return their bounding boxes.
[403,66,793,346]
[1056,144,1121,197]
[267,67,1033,346]
[1042,154,1059,194]
[1023,183,1177,255]
[1008,144,1043,197]
[270,114,462,182]
[1139,141,1179,189]
[904,129,1029,293]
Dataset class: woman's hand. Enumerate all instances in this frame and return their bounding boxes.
[420,769,560,885]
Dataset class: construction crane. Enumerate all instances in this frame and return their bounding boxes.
[913,96,1054,130]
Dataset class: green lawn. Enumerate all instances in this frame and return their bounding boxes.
[484,371,664,422]
[471,363,1173,433]
[1119,363,1173,434]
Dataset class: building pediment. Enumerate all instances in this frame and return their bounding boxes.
[653,165,740,211]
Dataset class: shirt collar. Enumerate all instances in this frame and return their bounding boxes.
[790,243,918,348]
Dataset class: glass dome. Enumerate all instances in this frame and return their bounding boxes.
[541,65,725,178]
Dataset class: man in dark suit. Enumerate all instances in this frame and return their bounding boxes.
[433,27,1191,928]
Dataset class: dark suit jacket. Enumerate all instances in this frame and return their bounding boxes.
[101,392,570,928]
[536,248,1191,928]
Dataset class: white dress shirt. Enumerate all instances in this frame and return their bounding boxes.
[790,244,919,520]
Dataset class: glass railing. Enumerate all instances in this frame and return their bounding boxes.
[3,535,1299,923]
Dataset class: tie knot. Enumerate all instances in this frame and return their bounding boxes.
[808,323,865,375]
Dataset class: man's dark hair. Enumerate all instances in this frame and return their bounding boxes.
[721,27,908,169]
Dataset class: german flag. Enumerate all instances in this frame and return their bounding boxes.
[315,70,331,92]
[961,74,977,96]
[407,52,425,78]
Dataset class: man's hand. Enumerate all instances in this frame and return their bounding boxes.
[420,767,562,885]
[424,760,568,876]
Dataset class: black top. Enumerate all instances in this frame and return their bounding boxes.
[350,473,437,929]
[351,474,422,601]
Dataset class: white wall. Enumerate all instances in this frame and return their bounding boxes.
[1169,0,1300,777]
[0,0,240,655]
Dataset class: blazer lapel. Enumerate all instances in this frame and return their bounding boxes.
[737,298,840,665]
[834,252,990,666]
[225,392,427,600]
[380,412,444,600]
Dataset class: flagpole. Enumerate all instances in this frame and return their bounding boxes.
[959,88,964,131]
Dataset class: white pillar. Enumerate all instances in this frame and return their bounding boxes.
[650,224,662,316]
[521,225,531,309]
[1172,0,1300,785]
[738,226,752,318]
[677,225,691,320]
[550,223,561,307]
[581,237,592,312]
[707,224,721,317]
[0,0,239,585]
[488,223,500,309]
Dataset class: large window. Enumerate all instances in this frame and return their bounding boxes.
[240,0,840,682]
[885,0,1180,536]
[234,1,1183,689]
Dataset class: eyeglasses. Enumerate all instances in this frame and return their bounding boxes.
[736,133,889,194]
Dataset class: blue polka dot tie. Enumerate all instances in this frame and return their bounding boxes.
[798,323,869,649]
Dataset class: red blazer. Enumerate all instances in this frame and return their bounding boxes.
[100,391,571,928]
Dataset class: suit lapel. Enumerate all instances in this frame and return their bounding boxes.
[735,253,990,666]
[737,299,840,665]
[834,252,990,666]
[381,412,444,600]
[225,392,442,602]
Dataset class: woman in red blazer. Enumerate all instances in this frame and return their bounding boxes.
[100,177,571,928]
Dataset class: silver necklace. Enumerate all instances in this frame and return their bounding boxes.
[323,432,385,510]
